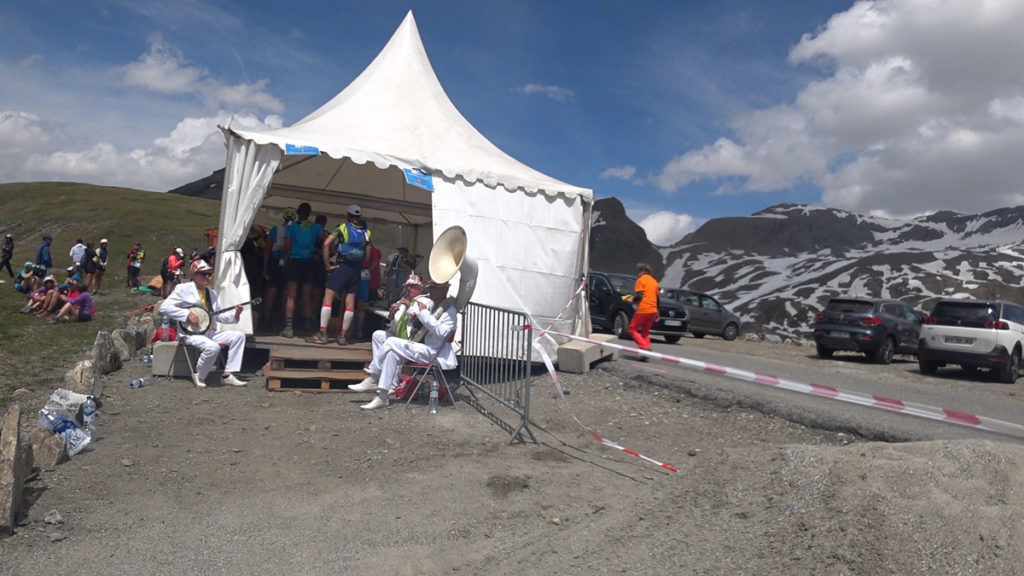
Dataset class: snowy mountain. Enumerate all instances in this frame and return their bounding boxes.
[592,199,1024,341]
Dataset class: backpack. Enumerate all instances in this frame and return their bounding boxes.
[337,221,369,263]
[160,256,171,277]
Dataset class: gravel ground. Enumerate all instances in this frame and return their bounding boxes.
[2,338,1023,575]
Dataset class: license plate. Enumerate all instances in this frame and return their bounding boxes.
[663,320,682,327]
[828,331,849,338]
[944,336,973,345]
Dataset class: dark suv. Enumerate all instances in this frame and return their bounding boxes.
[588,271,688,343]
[812,297,923,364]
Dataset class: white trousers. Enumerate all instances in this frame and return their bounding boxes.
[182,330,245,379]
[369,329,388,375]
[376,336,435,391]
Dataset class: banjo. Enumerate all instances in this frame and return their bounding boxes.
[182,297,262,334]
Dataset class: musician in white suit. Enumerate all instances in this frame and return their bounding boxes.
[159,260,247,388]
[354,280,457,410]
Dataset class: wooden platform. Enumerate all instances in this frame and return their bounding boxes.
[263,344,373,392]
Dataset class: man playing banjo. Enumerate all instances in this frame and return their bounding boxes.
[159,260,247,387]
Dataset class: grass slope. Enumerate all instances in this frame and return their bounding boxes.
[0,182,224,410]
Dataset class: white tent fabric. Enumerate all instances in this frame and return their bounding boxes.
[216,11,593,339]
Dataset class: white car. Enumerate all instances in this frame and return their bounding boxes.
[917,299,1024,382]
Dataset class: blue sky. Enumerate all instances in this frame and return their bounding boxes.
[3,1,1024,246]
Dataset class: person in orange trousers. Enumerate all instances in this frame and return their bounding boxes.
[628,262,660,357]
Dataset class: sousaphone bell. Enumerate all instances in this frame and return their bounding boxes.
[428,225,477,311]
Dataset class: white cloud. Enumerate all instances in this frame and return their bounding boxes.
[513,83,575,102]
[600,165,637,180]
[655,0,1024,217]
[0,111,50,153]
[639,211,695,246]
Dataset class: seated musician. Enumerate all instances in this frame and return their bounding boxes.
[352,279,458,410]
[159,260,247,388]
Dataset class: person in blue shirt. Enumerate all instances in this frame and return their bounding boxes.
[35,234,53,271]
[279,202,324,337]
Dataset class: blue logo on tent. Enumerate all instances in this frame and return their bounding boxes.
[285,144,320,155]
[404,168,434,191]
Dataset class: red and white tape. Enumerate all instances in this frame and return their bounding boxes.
[542,330,1024,440]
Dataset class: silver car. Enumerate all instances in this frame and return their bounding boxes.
[662,289,741,341]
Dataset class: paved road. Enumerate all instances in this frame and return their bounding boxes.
[615,334,1024,444]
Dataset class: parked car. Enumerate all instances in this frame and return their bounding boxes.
[918,299,1024,382]
[812,297,923,364]
[588,271,688,343]
[661,288,741,341]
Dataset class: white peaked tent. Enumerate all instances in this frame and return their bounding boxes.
[214,11,593,346]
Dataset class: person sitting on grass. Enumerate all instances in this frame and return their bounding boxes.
[20,275,57,314]
[15,262,38,294]
[35,272,82,318]
[49,275,95,324]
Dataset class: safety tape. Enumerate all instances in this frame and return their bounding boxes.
[542,330,1024,440]
[527,278,680,473]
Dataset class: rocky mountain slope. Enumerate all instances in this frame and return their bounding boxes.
[593,199,1024,341]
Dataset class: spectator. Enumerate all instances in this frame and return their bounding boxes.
[126,241,145,289]
[0,234,14,278]
[15,262,37,294]
[49,275,94,324]
[81,240,97,292]
[261,208,296,332]
[161,247,186,297]
[92,239,109,295]
[354,234,382,340]
[19,275,57,314]
[34,271,79,318]
[35,234,53,271]
[279,202,325,338]
[69,238,86,271]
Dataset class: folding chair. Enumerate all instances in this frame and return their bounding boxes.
[403,356,457,409]
[175,340,227,384]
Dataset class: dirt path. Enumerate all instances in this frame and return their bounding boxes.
[3,340,1023,575]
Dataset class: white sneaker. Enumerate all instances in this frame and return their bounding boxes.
[192,373,207,388]
[360,395,388,410]
[221,374,246,387]
[348,376,378,392]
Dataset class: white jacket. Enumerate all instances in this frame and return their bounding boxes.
[159,281,239,336]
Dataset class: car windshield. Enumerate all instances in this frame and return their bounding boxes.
[607,275,635,294]
[825,300,873,314]
[931,302,998,327]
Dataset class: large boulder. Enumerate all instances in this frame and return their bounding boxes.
[0,405,34,538]
[29,427,68,471]
[90,331,122,376]
[110,329,133,363]
[63,360,96,396]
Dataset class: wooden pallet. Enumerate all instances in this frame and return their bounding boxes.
[265,346,373,392]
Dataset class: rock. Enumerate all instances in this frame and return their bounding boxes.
[63,360,96,396]
[139,315,156,344]
[110,328,134,363]
[29,427,68,470]
[91,331,122,376]
[43,509,63,524]
[0,405,33,538]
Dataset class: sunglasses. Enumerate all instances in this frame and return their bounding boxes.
[196,271,213,277]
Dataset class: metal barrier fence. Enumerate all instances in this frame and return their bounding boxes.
[457,302,535,443]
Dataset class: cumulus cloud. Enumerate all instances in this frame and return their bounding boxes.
[513,83,575,102]
[120,33,283,113]
[639,211,696,246]
[600,165,637,180]
[655,0,1024,217]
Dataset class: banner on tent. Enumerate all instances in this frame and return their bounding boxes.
[404,168,434,191]
[285,144,320,155]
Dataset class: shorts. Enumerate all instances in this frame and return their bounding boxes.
[313,259,326,286]
[326,262,361,296]
[15,284,27,293]
[285,258,317,285]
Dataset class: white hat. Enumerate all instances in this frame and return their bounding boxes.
[347,204,362,217]
[100,238,108,244]
[404,273,422,286]
[190,260,212,275]
[175,247,184,257]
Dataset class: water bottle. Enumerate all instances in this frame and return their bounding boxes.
[428,380,439,414]
[160,316,170,342]
[39,409,91,456]
[140,354,152,364]
[130,376,152,389]
[81,395,97,439]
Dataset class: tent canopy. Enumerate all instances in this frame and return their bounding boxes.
[216,11,593,338]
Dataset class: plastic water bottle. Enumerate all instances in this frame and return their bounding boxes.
[160,316,170,342]
[39,409,91,456]
[130,376,152,389]
[428,380,439,414]
[140,354,152,364]
[81,396,97,439]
